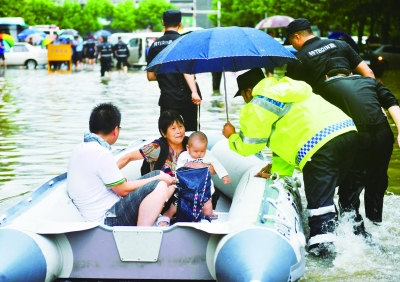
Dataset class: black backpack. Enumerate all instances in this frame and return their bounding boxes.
[140,136,189,176]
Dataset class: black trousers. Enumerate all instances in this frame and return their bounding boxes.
[338,123,394,223]
[303,131,358,241]
[161,103,199,132]
[100,58,112,76]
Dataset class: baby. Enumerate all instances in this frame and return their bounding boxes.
[177,131,231,218]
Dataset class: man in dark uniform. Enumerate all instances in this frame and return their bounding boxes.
[114,36,130,75]
[284,18,375,89]
[315,57,400,230]
[146,10,202,131]
[85,37,97,68]
[97,36,113,78]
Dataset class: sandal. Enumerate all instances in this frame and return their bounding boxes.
[156,216,170,227]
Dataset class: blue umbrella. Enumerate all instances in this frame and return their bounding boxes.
[146,26,298,121]
[146,26,297,74]
[17,29,47,40]
[94,30,112,38]
[328,31,359,54]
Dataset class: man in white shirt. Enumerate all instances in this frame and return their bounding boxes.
[67,103,175,226]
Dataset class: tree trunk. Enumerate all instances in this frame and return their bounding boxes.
[381,12,390,44]
[358,17,365,45]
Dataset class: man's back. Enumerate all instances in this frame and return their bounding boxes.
[316,75,396,125]
[285,37,363,88]
[67,142,121,222]
[114,41,129,57]
[146,31,193,107]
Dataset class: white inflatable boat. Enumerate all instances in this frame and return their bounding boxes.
[0,133,306,281]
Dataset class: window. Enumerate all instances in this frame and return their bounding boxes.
[13,45,28,52]
[383,46,400,54]
[129,39,139,47]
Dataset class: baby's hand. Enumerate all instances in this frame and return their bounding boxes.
[222,176,231,184]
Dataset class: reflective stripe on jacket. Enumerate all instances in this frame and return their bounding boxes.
[228,77,357,170]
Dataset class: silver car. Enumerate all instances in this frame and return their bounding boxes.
[5,42,48,69]
[373,44,400,70]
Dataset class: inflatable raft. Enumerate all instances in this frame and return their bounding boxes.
[0,134,306,281]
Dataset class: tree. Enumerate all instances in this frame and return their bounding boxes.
[135,0,177,31]
[0,0,30,19]
[79,0,114,34]
[111,0,137,32]
[58,0,82,30]
[23,0,60,26]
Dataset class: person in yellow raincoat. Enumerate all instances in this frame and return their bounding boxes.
[222,68,358,257]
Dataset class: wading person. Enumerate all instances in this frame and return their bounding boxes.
[67,103,175,226]
[146,9,202,131]
[284,18,375,89]
[315,57,400,227]
[97,36,113,78]
[114,36,130,75]
[222,68,358,257]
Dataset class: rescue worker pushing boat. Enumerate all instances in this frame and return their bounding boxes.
[222,69,358,257]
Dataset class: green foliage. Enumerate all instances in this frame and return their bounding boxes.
[24,0,60,26]
[135,0,177,31]
[0,0,30,19]
[210,0,400,43]
[58,0,82,30]
[111,0,137,32]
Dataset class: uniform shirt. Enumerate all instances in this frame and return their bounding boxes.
[114,41,129,58]
[285,37,363,89]
[85,41,96,53]
[315,75,399,125]
[147,30,200,108]
[98,42,114,60]
[75,40,84,52]
[67,141,125,222]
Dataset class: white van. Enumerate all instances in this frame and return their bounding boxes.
[109,32,163,68]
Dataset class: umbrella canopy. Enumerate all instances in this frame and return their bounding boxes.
[328,31,359,54]
[146,26,297,74]
[59,34,74,41]
[17,29,47,40]
[59,29,78,36]
[94,29,112,38]
[0,33,15,47]
[41,34,57,46]
[25,33,44,45]
[146,26,298,122]
[255,15,294,29]
[2,41,11,52]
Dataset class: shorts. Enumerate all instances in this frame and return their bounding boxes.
[0,54,5,60]
[74,51,83,63]
[116,58,128,69]
[87,51,95,59]
[104,170,161,226]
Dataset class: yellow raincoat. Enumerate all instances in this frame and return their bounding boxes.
[228,77,357,174]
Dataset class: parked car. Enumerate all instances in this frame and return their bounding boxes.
[373,44,400,70]
[108,32,163,68]
[359,44,385,77]
[5,42,48,69]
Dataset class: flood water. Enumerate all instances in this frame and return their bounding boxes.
[0,66,399,281]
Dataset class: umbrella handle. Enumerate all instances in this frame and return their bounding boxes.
[223,68,229,122]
